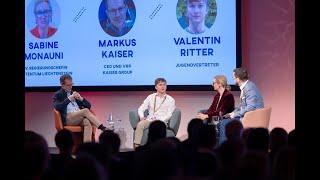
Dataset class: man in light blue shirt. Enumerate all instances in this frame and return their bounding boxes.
[218,68,264,144]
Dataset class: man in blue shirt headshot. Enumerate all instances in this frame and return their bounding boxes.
[100,0,134,37]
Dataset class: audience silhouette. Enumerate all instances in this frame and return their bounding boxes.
[24,118,295,180]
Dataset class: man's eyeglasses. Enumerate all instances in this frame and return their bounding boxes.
[35,9,51,16]
[64,83,74,87]
[107,6,127,16]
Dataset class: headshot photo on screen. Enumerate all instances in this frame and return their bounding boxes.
[176,0,217,34]
[99,0,136,37]
[29,0,59,39]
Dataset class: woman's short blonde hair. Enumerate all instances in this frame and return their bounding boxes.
[214,75,231,90]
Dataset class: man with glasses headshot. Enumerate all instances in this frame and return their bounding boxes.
[30,0,57,39]
[53,74,108,142]
[100,0,134,37]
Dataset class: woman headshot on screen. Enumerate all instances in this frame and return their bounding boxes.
[197,75,235,122]
[185,0,209,34]
[30,0,57,39]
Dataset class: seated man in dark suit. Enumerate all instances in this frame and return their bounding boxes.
[53,74,107,142]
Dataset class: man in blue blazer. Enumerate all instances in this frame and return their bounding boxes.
[218,68,264,144]
[53,74,107,142]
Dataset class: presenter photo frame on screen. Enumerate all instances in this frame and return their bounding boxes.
[25,0,240,91]
[99,0,136,37]
[28,0,60,39]
[177,0,217,34]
